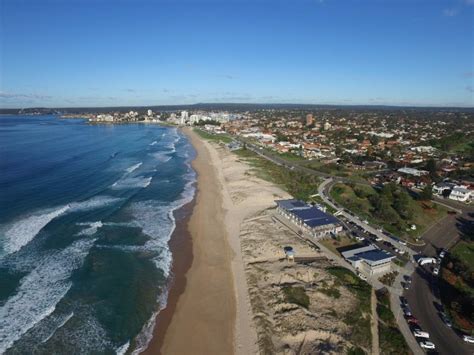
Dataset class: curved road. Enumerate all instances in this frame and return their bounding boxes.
[236,137,474,354]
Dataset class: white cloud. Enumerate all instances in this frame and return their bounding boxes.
[443,8,458,16]
[0,91,52,100]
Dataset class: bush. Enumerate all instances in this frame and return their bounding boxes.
[347,347,366,355]
[377,304,395,324]
[282,286,310,309]
[379,323,410,355]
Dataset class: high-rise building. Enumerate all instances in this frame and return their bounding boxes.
[180,111,189,125]
[306,113,314,126]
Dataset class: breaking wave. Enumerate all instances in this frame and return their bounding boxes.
[76,221,104,236]
[0,238,95,353]
[111,176,152,190]
[126,162,143,173]
[1,196,122,257]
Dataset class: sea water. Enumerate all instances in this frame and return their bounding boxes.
[0,115,196,354]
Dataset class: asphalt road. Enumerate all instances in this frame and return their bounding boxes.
[405,210,474,355]
[235,137,474,354]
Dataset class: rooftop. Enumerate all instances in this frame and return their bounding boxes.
[276,199,309,211]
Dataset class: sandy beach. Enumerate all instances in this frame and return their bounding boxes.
[147,127,237,355]
[145,127,369,355]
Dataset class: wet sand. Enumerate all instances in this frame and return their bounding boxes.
[145,127,236,355]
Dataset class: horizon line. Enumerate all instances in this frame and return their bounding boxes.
[2,101,474,111]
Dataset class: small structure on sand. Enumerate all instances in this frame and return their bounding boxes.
[284,246,295,262]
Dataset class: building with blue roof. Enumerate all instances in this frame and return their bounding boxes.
[276,199,342,239]
[341,244,395,276]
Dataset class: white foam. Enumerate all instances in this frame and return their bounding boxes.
[76,221,104,236]
[116,341,130,355]
[149,141,157,146]
[69,196,123,212]
[41,312,74,344]
[2,206,70,256]
[111,177,152,190]
[150,152,171,163]
[1,196,121,258]
[0,238,95,353]
[126,162,143,174]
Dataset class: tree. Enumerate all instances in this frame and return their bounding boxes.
[426,159,438,179]
[419,185,433,201]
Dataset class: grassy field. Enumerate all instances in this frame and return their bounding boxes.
[330,182,447,241]
[451,241,474,272]
[440,240,474,331]
[233,147,322,201]
[193,128,233,144]
[326,266,372,350]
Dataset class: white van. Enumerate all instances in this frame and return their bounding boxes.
[413,330,430,338]
[418,257,436,266]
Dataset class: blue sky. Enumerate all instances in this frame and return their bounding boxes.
[1,0,473,108]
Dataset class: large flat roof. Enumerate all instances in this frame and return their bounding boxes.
[276,199,309,211]
[292,206,340,227]
[356,250,395,265]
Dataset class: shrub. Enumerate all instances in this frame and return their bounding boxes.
[282,286,310,309]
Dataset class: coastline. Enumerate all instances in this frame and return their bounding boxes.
[141,199,195,355]
[145,127,236,355]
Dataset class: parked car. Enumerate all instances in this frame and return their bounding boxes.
[403,282,410,290]
[400,296,408,306]
[439,250,447,258]
[413,330,430,338]
[419,341,435,349]
[406,316,419,324]
[403,306,412,316]
[405,276,412,284]
[357,272,367,281]
[463,335,474,343]
[399,240,407,246]
[440,314,452,328]
[418,257,436,266]
[433,268,439,276]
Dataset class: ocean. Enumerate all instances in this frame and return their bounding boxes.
[0,115,196,354]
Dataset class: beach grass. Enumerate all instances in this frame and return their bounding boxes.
[326,266,372,350]
[192,128,233,144]
[233,147,322,201]
[375,289,410,354]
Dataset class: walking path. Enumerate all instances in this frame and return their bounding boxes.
[371,289,380,355]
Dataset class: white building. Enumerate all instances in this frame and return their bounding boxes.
[341,245,395,276]
[147,109,153,117]
[449,186,472,203]
[398,167,429,177]
[180,111,189,125]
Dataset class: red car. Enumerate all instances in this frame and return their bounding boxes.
[406,316,419,324]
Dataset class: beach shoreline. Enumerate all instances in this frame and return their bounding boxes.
[145,127,236,355]
[141,199,195,355]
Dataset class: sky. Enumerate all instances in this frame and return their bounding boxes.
[0,0,473,108]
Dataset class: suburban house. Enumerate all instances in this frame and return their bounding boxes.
[276,199,342,238]
[449,186,472,203]
[341,244,395,276]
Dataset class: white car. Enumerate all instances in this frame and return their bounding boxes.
[418,257,436,266]
[419,341,435,349]
[433,268,439,276]
[463,335,474,343]
[413,330,430,338]
[399,240,407,246]
[357,272,367,281]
